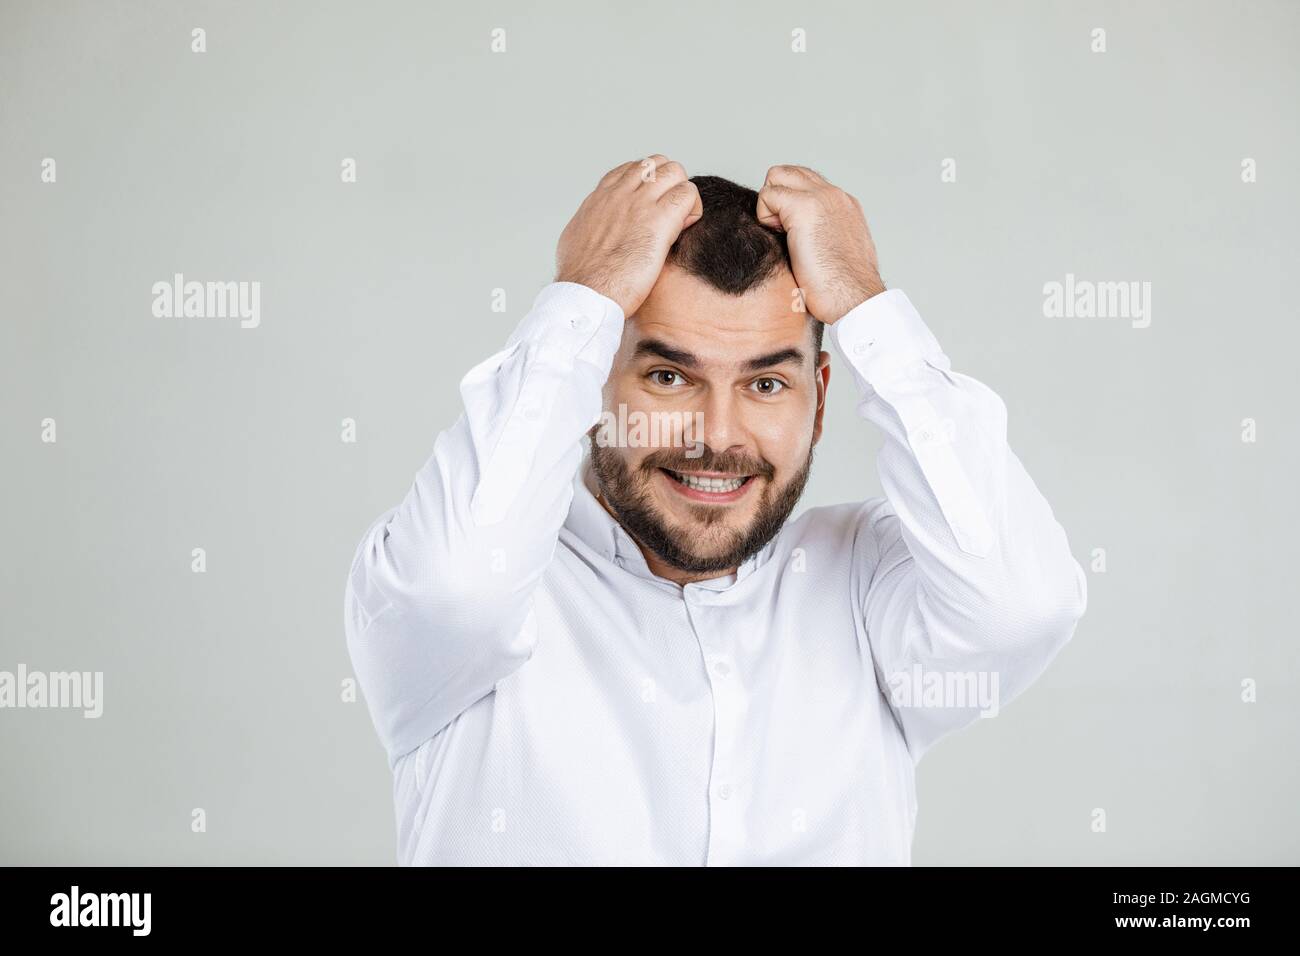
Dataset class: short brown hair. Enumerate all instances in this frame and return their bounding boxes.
[667,175,822,355]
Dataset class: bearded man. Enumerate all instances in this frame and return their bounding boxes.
[344,158,1087,866]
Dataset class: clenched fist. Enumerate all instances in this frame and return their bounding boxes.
[755,165,885,323]
[555,155,704,318]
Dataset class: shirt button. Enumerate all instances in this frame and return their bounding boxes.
[570,315,590,332]
[853,341,871,355]
[717,784,733,800]
[711,660,731,677]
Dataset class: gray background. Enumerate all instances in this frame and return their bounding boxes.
[1,0,1296,864]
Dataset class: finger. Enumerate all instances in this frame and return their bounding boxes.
[597,160,639,189]
[633,154,672,187]
[763,164,821,189]
[642,160,688,197]
[660,180,703,231]
[755,183,801,230]
[683,182,704,228]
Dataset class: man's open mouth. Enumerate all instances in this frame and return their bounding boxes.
[659,468,755,500]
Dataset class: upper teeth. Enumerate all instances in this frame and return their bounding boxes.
[673,472,745,492]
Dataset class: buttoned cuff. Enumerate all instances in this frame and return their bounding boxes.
[829,289,945,388]
[507,281,625,372]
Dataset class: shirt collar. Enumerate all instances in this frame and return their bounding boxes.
[565,453,772,589]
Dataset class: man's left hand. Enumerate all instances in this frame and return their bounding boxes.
[755,165,885,324]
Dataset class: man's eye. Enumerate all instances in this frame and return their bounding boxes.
[650,370,685,388]
[750,377,785,395]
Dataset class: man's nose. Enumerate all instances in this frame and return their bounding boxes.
[696,388,747,460]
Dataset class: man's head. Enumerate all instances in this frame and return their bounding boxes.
[589,175,831,582]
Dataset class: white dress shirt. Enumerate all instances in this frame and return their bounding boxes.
[344,281,1087,866]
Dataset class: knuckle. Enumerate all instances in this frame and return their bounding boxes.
[636,155,677,183]
[658,161,686,181]
[662,182,691,205]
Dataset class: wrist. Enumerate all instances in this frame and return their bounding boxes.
[824,273,886,325]
[555,271,635,318]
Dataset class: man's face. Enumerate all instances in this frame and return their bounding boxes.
[590,263,831,577]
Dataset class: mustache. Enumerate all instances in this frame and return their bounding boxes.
[640,446,775,480]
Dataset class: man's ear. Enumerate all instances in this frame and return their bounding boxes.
[811,350,831,446]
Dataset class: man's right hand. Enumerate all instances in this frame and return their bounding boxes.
[555,155,703,318]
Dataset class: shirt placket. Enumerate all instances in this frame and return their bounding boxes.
[683,584,745,866]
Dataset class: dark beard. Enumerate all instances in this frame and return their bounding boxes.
[588,440,814,576]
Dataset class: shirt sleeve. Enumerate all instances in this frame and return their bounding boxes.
[344,282,624,767]
[832,290,1088,764]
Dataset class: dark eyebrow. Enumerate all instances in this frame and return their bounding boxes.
[633,339,699,368]
[743,347,806,372]
[634,340,807,372]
